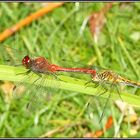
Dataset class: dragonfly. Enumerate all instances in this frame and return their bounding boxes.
[92,70,140,88]
[19,55,97,111]
[21,55,96,76]
[87,69,140,122]
[0,46,97,112]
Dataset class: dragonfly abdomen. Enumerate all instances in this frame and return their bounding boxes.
[119,77,140,88]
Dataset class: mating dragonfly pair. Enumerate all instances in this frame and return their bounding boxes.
[22,54,140,89]
[1,47,140,121]
[21,55,140,119]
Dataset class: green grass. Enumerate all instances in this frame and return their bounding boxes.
[0,65,140,107]
[0,2,140,138]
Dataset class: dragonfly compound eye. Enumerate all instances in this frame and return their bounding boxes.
[22,55,31,68]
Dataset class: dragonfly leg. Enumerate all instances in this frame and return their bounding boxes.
[99,91,111,123]
[94,82,100,88]
[50,73,66,82]
[84,80,95,88]
[98,79,116,123]
[44,71,60,81]
[97,88,108,97]
[34,72,42,78]
[96,79,108,97]
[114,84,123,102]
[85,80,93,86]
[15,70,31,75]
[33,76,42,84]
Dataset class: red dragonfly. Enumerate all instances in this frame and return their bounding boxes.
[20,55,97,111]
[0,46,97,112]
[22,55,96,76]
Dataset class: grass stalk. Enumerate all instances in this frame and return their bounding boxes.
[0,64,140,108]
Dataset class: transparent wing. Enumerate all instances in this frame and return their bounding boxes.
[0,45,38,66]
[25,73,61,113]
[12,71,62,113]
[0,45,27,66]
[51,59,97,81]
[58,59,91,68]
[85,73,123,122]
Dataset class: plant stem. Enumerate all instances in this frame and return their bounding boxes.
[0,65,140,107]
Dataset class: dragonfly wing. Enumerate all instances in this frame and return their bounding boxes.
[113,83,123,102]
[26,73,62,113]
[0,45,29,66]
[12,71,34,99]
[98,77,123,123]
[12,71,61,113]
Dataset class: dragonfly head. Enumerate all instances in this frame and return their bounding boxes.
[22,55,31,69]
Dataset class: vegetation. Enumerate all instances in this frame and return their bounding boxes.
[0,2,140,137]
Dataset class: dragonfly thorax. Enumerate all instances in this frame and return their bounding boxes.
[92,73,102,82]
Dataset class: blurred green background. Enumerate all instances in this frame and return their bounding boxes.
[0,2,140,138]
